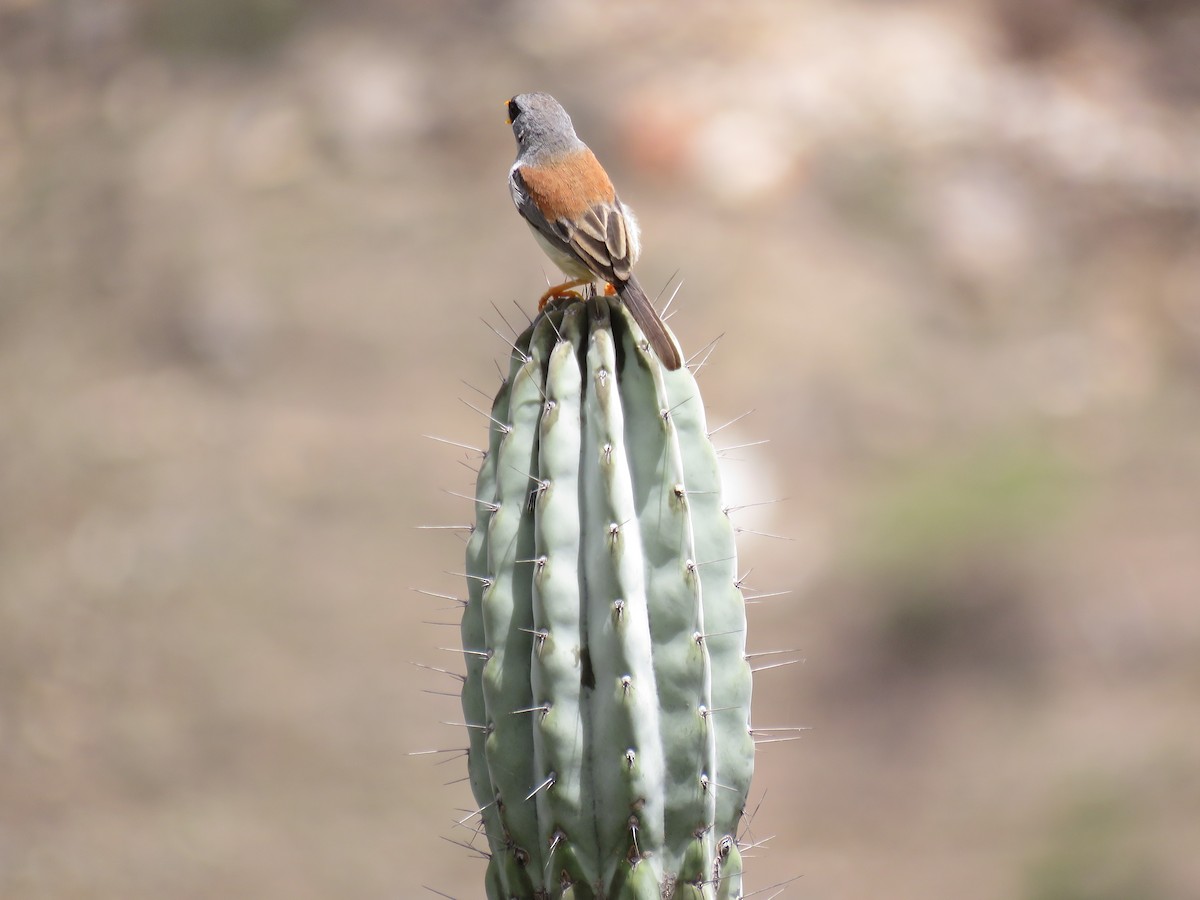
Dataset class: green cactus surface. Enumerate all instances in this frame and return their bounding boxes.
[462,295,754,899]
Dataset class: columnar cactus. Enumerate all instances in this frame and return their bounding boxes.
[461,295,754,899]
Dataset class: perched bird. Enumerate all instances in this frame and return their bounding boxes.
[506,92,683,370]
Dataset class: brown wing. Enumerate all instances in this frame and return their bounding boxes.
[558,203,635,283]
[516,149,634,284]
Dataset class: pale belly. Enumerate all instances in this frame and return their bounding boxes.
[528,224,596,282]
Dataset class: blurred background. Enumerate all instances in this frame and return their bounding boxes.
[2,0,1199,897]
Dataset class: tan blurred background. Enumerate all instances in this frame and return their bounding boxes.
[2,0,1199,897]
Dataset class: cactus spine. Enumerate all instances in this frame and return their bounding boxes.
[462,296,753,899]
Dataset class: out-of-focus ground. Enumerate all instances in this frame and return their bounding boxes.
[2,0,1199,897]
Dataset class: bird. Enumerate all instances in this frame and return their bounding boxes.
[505,92,683,370]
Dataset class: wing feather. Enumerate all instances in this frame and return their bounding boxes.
[512,156,638,285]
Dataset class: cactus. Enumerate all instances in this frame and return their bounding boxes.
[460,295,754,899]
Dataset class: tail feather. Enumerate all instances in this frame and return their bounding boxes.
[617,277,682,370]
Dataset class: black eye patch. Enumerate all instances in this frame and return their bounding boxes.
[506,99,521,123]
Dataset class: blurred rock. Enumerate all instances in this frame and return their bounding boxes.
[924,160,1038,289]
[989,0,1082,61]
[1165,251,1200,338]
[175,265,273,380]
[59,0,135,52]
[220,97,316,191]
[687,108,798,204]
[135,105,215,199]
[502,0,621,59]
[303,37,423,175]
[616,88,699,177]
[142,0,307,58]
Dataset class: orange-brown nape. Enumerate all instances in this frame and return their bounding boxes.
[518,148,616,221]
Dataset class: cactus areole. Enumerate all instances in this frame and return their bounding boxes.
[461,296,754,899]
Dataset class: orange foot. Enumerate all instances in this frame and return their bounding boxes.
[538,278,591,311]
[602,282,617,296]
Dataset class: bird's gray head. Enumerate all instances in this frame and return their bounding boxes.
[506,92,584,160]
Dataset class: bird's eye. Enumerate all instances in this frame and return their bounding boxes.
[506,99,521,124]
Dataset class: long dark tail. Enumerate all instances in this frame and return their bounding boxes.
[617,276,682,370]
